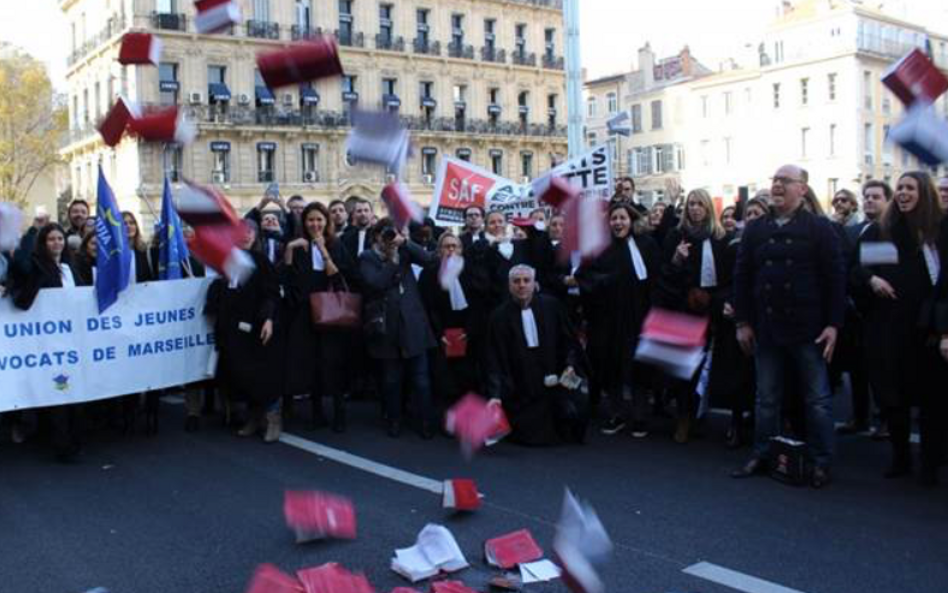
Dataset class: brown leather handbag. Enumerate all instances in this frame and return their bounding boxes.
[309,277,362,329]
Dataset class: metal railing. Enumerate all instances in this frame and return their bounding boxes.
[512,51,537,67]
[152,11,185,31]
[413,38,441,56]
[542,54,565,70]
[246,20,280,40]
[510,0,564,8]
[481,46,506,63]
[336,30,365,48]
[67,14,128,67]
[375,34,406,52]
[448,41,475,59]
[182,105,566,138]
[290,25,324,40]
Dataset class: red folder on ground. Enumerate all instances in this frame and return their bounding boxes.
[245,564,305,593]
[430,581,479,593]
[484,529,544,569]
[297,563,374,593]
[442,479,481,511]
[443,329,467,358]
[284,490,357,542]
[882,48,948,107]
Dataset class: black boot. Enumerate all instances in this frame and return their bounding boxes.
[332,396,347,434]
[311,395,328,429]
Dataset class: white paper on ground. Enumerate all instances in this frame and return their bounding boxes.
[519,560,562,583]
[390,524,469,582]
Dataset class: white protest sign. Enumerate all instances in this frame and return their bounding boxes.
[0,278,215,412]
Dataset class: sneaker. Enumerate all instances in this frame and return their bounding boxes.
[630,421,649,439]
[600,417,627,435]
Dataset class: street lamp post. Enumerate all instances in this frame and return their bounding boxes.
[563,0,584,158]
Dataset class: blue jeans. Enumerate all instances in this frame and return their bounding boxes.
[380,352,433,425]
[754,340,835,467]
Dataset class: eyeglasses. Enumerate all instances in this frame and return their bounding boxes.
[772,176,803,186]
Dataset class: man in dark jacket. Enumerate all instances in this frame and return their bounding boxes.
[359,219,438,438]
[731,164,846,487]
[837,180,891,436]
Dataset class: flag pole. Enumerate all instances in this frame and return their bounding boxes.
[564,0,584,159]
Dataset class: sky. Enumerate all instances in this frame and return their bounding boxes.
[1,0,947,91]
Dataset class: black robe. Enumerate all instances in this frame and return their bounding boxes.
[205,251,282,404]
[485,294,587,445]
[852,220,947,408]
[281,239,359,397]
[419,257,491,400]
[576,233,660,396]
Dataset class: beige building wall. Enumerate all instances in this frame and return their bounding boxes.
[60,0,567,233]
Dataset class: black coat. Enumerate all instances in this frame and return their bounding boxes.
[708,235,755,408]
[483,230,557,311]
[281,239,359,396]
[341,225,373,274]
[733,208,846,345]
[576,233,660,395]
[852,219,947,407]
[130,249,153,284]
[486,294,585,445]
[656,227,732,318]
[359,242,438,360]
[9,255,80,310]
[205,251,282,404]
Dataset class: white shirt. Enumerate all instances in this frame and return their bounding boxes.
[448,278,468,311]
[627,237,648,280]
[699,238,718,288]
[922,244,941,286]
[357,229,367,255]
[311,244,326,271]
[569,251,581,296]
[129,254,137,285]
[521,307,539,349]
[267,238,278,263]
[60,264,75,288]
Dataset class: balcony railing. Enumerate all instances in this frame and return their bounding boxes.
[510,0,564,8]
[336,30,365,48]
[542,54,565,70]
[481,47,506,63]
[447,41,475,60]
[247,20,280,40]
[290,25,324,40]
[67,14,128,67]
[375,34,406,52]
[152,11,185,32]
[413,38,441,56]
[512,51,537,67]
[176,104,566,138]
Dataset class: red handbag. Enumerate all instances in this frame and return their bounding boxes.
[309,278,362,329]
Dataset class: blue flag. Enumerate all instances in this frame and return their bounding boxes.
[94,166,132,313]
[157,176,190,280]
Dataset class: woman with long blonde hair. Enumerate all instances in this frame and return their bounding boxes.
[656,189,732,443]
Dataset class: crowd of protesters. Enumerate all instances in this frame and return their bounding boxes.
[1,167,947,491]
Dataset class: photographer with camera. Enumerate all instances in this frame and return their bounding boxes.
[359,218,439,439]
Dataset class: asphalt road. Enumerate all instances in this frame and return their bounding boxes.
[1,396,946,593]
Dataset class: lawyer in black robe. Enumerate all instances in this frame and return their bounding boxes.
[281,203,359,431]
[576,203,659,434]
[486,266,588,446]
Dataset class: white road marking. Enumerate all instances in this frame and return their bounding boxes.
[278,432,445,495]
[683,562,810,593]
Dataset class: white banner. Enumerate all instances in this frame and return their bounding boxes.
[427,146,613,227]
[0,278,215,412]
